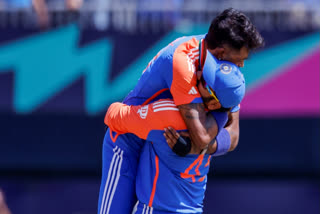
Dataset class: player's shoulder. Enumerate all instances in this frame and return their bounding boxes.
[171,34,205,63]
[170,34,206,50]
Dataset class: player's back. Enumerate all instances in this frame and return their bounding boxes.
[134,133,211,214]
[123,34,205,106]
[133,122,211,213]
[105,100,211,213]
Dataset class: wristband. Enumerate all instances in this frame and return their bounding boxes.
[172,136,192,157]
[210,111,228,133]
[212,128,231,156]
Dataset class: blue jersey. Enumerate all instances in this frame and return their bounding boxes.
[99,35,239,214]
[98,35,212,214]
[136,132,211,213]
[115,35,239,153]
[105,100,212,213]
[123,35,206,106]
[116,35,206,154]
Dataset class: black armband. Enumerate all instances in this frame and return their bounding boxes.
[172,136,192,157]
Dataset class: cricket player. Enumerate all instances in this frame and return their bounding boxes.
[104,48,246,213]
[98,8,264,214]
[105,100,230,213]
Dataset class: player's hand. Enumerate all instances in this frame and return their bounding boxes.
[206,139,217,154]
[164,127,192,156]
[163,127,181,149]
[163,127,190,149]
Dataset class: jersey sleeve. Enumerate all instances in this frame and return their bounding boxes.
[170,49,203,106]
[104,100,187,140]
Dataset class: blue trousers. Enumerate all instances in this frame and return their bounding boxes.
[97,130,142,214]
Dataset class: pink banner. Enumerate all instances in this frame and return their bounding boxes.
[241,49,320,118]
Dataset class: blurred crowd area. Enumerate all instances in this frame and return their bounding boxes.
[0,0,319,31]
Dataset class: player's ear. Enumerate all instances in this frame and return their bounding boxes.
[207,101,222,111]
[208,47,225,60]
[216,47,225,60]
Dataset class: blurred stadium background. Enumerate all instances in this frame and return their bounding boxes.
[0,0,319,213]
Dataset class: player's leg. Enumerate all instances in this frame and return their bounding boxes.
[132,201,188,214]
[97,129,140,214]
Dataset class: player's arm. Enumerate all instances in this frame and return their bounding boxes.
[169,51,220,152]
[105,100,187,140]
[179,108,233,155]
[178,103,219,153]
[205,110,239,154]
[224,110,240,151]
[165,109,233,156]
[104,102,133,135]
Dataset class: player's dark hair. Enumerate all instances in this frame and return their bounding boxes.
[205,8,264,50]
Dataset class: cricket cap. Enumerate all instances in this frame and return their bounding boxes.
[202,51,245,108]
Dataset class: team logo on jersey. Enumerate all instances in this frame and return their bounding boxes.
[188,86,198,95]
[137,105,148,119]
[220,63,232,74]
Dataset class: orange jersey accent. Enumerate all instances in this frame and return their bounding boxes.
[171,37,202,106]
[148,155,159,207]
[105,99,187,139]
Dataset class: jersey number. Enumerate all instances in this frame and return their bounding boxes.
[180,155,211,183]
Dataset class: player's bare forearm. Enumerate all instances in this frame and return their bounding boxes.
[178,103,218,152]
[224,111,240,151]
[206,138,217,154]
[163,127,216,155]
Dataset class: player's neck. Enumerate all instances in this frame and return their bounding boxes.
[200,39,207,69]
[204,40,222,60]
